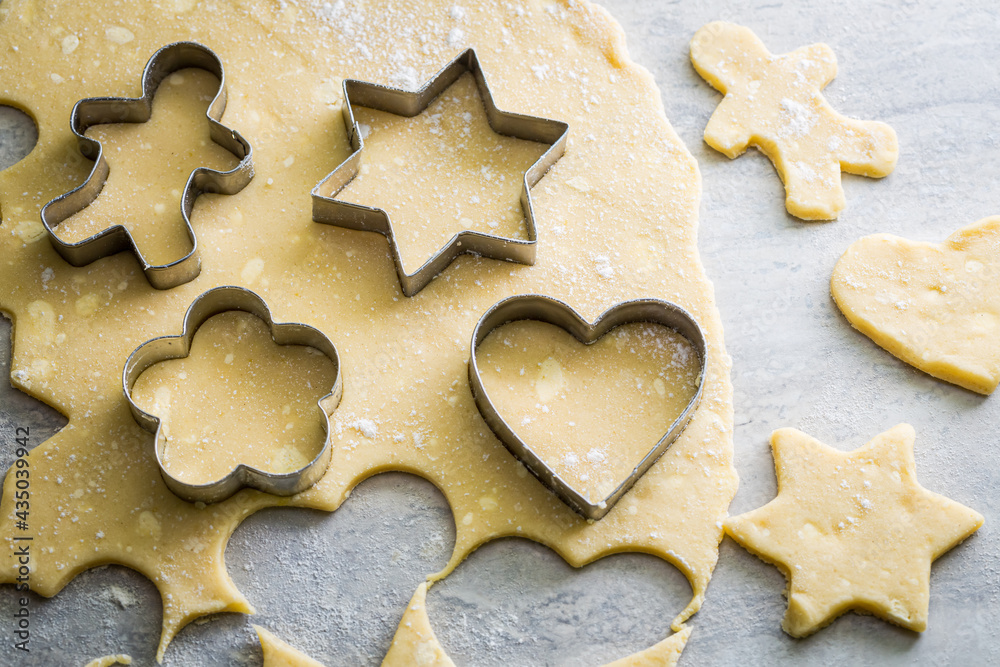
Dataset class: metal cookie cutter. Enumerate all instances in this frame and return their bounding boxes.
[123,286,341,503]
[312,48,569,297]
[468,295,707,521]
[41,41,255,290]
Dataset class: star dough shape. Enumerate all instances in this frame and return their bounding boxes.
[725,424,983,637]
[832,216,1000,394]
[690,21,898,220]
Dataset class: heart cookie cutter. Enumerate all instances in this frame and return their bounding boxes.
[122,286,341,503]
[468,295,707,520]
[312,48,569,297]
[41,41,255,290]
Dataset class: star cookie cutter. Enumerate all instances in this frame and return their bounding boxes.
[468,295,707,520]
[41,41,255,290]
[122,286,341,503]
[312,48,569,297]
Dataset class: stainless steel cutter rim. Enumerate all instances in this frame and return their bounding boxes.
[311,48,569,297]
[40,41,255,291]
[468,294,708,521]
[122,286,342,504]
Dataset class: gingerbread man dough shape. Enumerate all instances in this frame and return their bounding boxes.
[690,22,898,220]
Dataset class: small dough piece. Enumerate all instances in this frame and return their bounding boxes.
[383,582,690,666]
[690,22,898,220]
[602,625,690,667]
[255,625,327,667]
[382,583,456,667]
[725,424,983,637]
[83,655,132,667]
[832,216,1000,394]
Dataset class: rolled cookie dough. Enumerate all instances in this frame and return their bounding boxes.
[832,216,1000,394]
[725,424,983,636]
[0,0,737,661]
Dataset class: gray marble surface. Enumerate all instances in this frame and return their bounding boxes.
[2,0,999,665]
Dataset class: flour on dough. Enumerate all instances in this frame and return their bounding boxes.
[690,21,898,220]
[725,424,982,636]
[832,216,1000,394]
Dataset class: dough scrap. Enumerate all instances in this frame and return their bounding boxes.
[690,21,898,220]
[725,424,983,636]
[255,625,327,667]
[130,310,337,486]
[832,216,1000,394]
[83,655,132,667]
[602,626,690,667]
[0,0,737,661]
[382,583,455,667]
[383,581,690,667]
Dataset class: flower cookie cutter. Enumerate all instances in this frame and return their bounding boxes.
[468,295,707,520]
[41,41,255,290]
[122,286,341,503]
[312,48,569,297]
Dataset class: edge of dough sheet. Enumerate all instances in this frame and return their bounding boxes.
[0,0,738,661]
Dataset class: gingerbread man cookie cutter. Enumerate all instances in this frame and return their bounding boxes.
[123,286,341,503]
[468,295,707,520]
[312,48,569,297]
[41,41,255,290]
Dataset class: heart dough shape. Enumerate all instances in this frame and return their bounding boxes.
[469,295,707,520]
[831,215,1000,394]
[123,286,343,502]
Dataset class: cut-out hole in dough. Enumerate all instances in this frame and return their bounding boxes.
[51,69,240,266]
[475,320,701,503]
[338,72,548,274]
[226,472,456,665]
[0,564,161,664]
[131,310,338,486]
[0,104,37,171]
[426,537,692,666]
